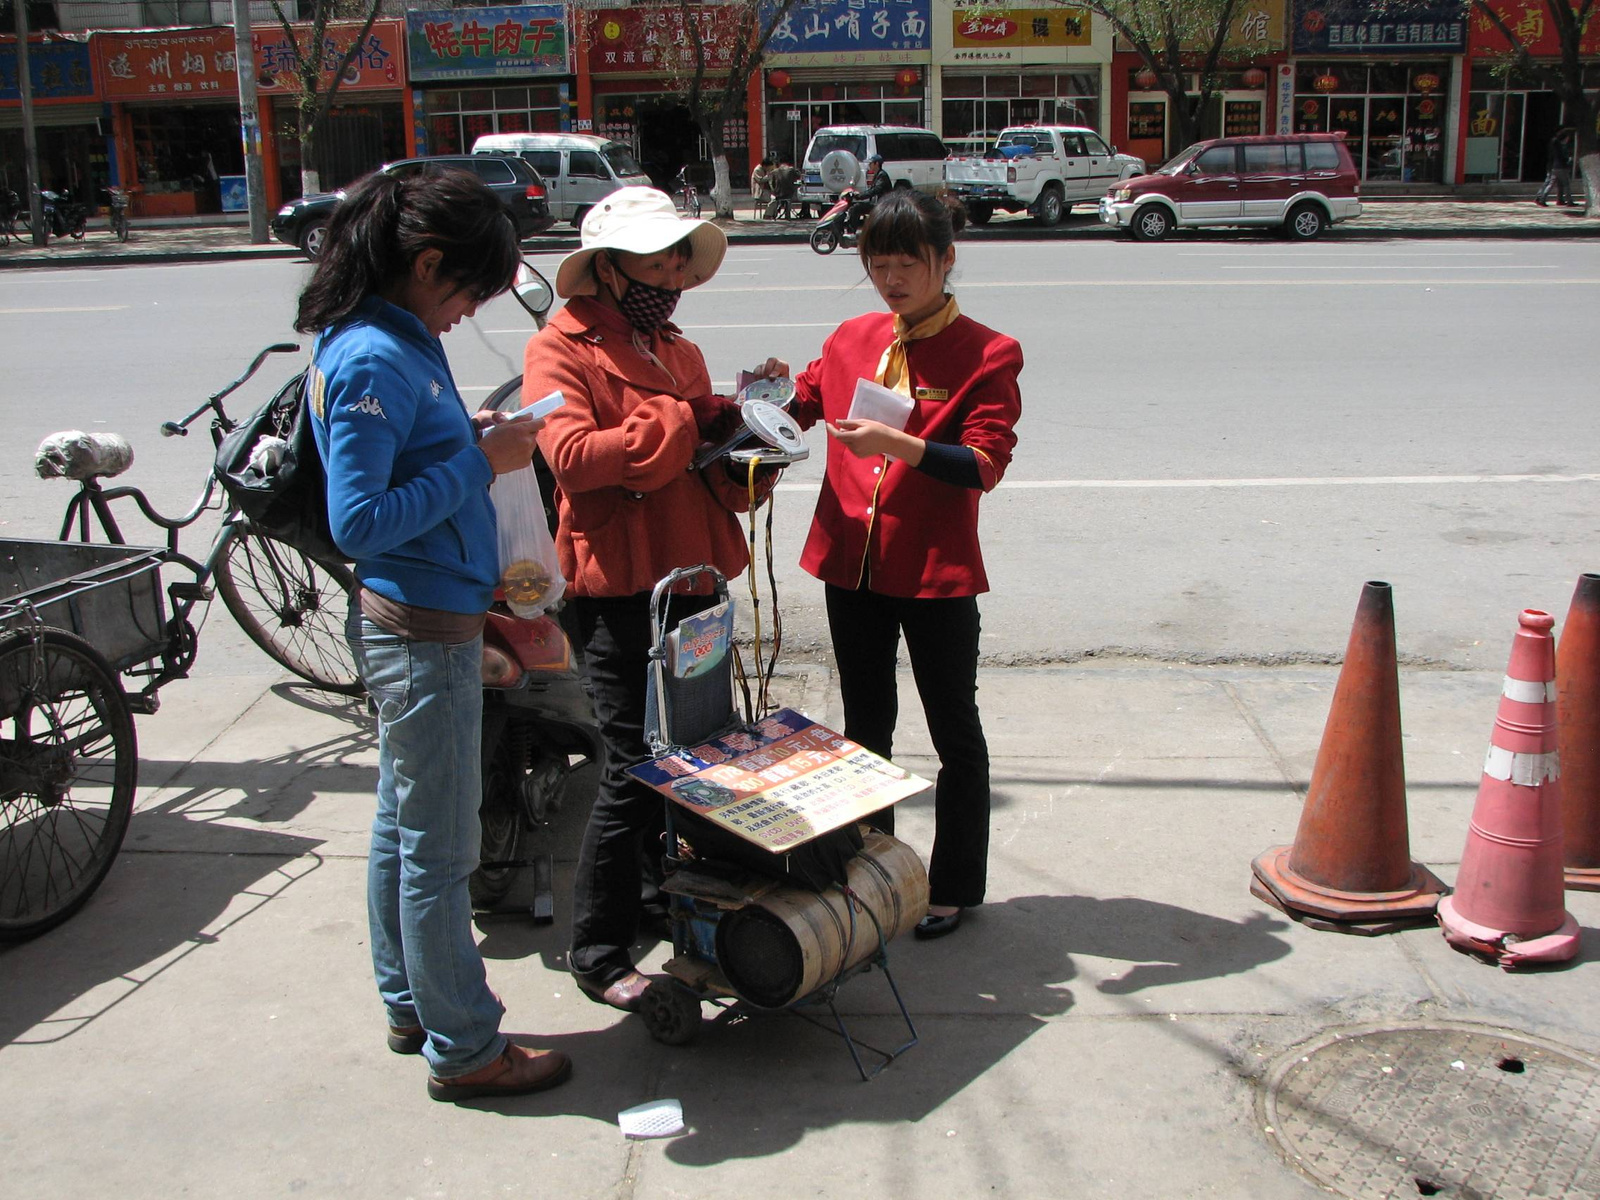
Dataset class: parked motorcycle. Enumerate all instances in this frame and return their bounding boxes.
[39,188,89,241]
[0,188,20,246]
[809,188,871,255]
[468,262,601,917]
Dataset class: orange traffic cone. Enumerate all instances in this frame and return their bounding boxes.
[1438,610,1580,968]
[1557,573,1600,891]
[1251,581,1445,934]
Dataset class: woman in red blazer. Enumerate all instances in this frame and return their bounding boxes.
[791,189,1023,940]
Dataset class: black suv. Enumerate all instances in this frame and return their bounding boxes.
[270,154,553,258]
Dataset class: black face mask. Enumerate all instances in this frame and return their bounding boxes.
[607,260,683,332]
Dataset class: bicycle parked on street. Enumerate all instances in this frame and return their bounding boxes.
[675,165,701,219]
[1,343,361,941]
[107,186,132,242]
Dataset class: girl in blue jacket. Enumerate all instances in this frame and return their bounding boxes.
[297,168,568,1103]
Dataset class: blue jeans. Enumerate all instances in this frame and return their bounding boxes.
[346,612,505,1079]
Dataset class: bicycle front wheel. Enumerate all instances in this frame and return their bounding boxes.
[0,628,137,941]
[215,529,363,695]
[688,191,701,219]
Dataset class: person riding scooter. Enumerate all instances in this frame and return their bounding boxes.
[846,155,893,235]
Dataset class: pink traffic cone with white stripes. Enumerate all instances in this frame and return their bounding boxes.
[1438,610,1580,968]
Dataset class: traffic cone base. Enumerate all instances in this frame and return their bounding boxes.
[1437,894,1579,968]
[1252,845,1444,931]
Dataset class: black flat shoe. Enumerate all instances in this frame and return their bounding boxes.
[914,909,963,940]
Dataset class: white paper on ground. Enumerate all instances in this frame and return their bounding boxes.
[618,1098,686,1139]
[847,377,914,431]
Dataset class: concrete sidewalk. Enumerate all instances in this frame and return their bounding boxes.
[1,196,1595,269]
[2,656,1597,1198]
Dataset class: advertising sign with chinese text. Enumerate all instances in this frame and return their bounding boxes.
[763,0,931,67]
[253,20,404,94]
[953,8,1091,48]
[1467,0,1600,55]
[95,28,238,100]
[586,6,747,75]
[407,6,569,82]
[0,38,95,103]
[1292,0,1467,53]
[1112,2,1284,53]
[626,708,931,852]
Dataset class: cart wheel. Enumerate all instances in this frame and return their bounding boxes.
[215,528,364,696]
[0,628,137,941]
[641,979,702,1045]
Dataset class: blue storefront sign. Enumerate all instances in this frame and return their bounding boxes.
[0,40,96,101]
[760,0,931,58]
[1292,0,1467,54]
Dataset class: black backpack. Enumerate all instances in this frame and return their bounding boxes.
[214,370,348,565]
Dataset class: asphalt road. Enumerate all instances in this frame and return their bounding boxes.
[2,238,1594,674]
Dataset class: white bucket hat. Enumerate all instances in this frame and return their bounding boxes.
[555,186,727,299]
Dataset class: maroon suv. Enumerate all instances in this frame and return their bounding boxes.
[1098,133,1362,241]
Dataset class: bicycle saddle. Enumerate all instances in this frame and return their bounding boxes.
[35,430,134,481]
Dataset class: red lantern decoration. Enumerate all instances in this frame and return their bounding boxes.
[1313,72,1339,93]
[1134,67,1159,90]
[768,69,791,91]
[1241,67,1267,89]
[895,67,920,91]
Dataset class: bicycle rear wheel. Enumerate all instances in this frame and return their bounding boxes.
[0,628,137,941]
[215,529,363,695]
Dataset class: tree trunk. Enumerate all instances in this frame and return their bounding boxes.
[1168,91,1201,161]
[710,154,734,219]
[300,139,321,197]
[1579,154,1600,218]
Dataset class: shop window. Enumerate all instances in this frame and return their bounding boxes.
[495,89,528,111]
[498,111,530,134]
[425,91,460,113]
[461,90,494,110]
[988,74,1020,98]
[1020,73,1055,97]
[943,76,983,98]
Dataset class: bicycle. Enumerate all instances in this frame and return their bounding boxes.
[675,166,701,219]
[44,342,362,709]
[0,188,21,246]
[107,186,132,242]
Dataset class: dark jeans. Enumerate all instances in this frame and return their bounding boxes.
[825,584,990,908]
[568,591,716,987]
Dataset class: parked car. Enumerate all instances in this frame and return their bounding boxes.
[471,132,652,227]
[270,154,553,259]
[1098,133,1362,242]
[799,125,947,206]
[945,125,1145,226]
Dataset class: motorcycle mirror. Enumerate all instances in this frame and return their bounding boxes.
[514,261,554,321]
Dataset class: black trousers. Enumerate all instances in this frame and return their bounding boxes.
[568,591,715,987]
[824,584,991,908]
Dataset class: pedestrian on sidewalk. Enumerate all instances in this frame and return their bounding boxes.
[521,187,786,1012]
[1536,128,1575,207]
[789,190,1024,941]
[298,168,572,1103]
[751,153,776,218]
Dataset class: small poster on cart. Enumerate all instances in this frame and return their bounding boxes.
[627,708,930,852]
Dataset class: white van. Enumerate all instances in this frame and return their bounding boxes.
[798,125,947,205]
[471,132,652,226]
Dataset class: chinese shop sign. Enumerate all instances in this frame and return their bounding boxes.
[586,6,746,75]
[96,28,238,99]
[253,20,403,94]
[627,708,929,853]
[953,8,1091,48]
[1293,0,1467,53]
[1467,0,1600,55]
[407,6,568,81]
[762,0,930,65]
[0,38,95,102]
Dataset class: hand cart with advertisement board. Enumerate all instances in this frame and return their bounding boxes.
[625,565,931,1081]
[0,538,168,941]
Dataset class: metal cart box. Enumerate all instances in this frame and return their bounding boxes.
[0,539,167,673]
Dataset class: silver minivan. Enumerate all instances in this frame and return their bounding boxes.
[471,132,651,226]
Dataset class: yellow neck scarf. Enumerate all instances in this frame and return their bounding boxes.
[873,296,960,398]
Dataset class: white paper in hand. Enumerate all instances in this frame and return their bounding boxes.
[847,378,914,432]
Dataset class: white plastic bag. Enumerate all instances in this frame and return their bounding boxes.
[491,463,565,618]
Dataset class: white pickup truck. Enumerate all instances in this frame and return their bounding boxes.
[944,125,1146,226]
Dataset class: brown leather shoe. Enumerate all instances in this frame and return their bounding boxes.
[427,1044,572,1103]
[575,969,653,1013]
[387,1024,425,1055]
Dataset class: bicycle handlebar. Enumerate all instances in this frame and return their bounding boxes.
[160,342,301,437]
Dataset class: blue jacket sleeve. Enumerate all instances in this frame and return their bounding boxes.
[321,351,492,560]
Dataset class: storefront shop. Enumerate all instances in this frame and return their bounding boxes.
[255,20,406,202]
[1460,0,1600,184]
[1288,0,1462,184]
[0,37,106,204]
[94,27,243,217]
[406,6,572,155]
[937,6,1099,154]
[762,0,931,165]
[582,5,759,188]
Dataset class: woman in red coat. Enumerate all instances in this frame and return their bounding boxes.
[791,189,1023,940]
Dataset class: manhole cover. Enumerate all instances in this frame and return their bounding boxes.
[1261,1023,1600,1199]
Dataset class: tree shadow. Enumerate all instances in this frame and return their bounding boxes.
[0,812,323,1048]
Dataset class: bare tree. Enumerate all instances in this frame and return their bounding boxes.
[264,0,386,195]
